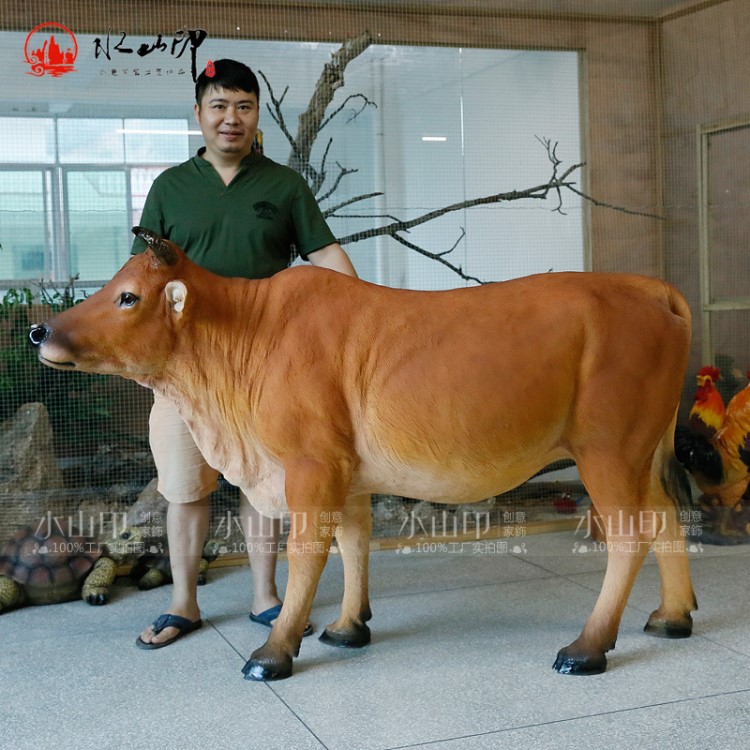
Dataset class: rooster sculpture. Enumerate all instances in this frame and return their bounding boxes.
[675,367,750,537]
[686,365,725,437]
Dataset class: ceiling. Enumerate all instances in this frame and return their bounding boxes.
[456,0,696,17]
[287,0,715,21]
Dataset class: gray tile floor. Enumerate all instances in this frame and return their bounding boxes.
[4,530,750,750]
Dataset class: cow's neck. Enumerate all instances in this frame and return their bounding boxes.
[149,274,273,491]
[154,274,268,409]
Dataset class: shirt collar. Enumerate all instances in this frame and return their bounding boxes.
[194,146,259,170]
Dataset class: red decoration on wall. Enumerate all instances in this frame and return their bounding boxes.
[24,22,78,77]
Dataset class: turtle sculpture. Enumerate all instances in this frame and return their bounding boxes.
[0,518,219,613]
[127,537,222,590]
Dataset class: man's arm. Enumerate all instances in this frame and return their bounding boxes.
[307,243,359,279]
[131,181,165,255]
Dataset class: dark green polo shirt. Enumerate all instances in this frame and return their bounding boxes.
[131,148,336,279]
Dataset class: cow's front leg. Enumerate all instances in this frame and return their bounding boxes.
[242,457,350,681]
[320,493,373,648]
[554,536,648,674]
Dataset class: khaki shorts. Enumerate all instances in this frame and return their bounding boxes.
[149,391,219,504]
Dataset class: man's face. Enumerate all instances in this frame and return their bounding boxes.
[194,85,259,161]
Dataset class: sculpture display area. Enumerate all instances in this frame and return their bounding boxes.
[676,365,750,545]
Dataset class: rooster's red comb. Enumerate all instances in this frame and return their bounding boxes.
[697,365,720,382]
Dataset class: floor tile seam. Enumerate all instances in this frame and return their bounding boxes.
[196,566,558,614]
[5,623,182,647]
[367,570,561,603]
[203,620,330,747]
[556,572,750,663]
[558,570,697,623]
[686,632,750,662]
[508,554,608,577]
[378,686,750,750]
[5,617,251,645]
[205,618,247,661]
[266,684,332,750]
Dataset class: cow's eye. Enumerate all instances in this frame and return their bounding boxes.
[119,292,139,307]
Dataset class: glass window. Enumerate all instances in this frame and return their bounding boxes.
[58,119,125,164]
[0,32,582,290]
[131,166,168,226]
[0,171,48,280]
[123,119,190,164]
[0,118,55,163]
[65,171,129,280]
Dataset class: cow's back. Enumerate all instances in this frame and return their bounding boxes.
[253,268,689,503]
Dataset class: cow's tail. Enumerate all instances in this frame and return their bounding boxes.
[656,281,692,511]
[655,407,693,512]
[662,448,694,513]
[649,405,699,618]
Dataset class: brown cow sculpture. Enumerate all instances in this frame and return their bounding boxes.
[30,226,697,681]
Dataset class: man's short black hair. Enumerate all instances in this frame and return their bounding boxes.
[195,59,260,105]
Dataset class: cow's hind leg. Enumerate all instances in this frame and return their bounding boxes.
[554,460,651,675]
[242,458,350,681]
[644,457,697,639]
[320,493,373,648]
[645,533,696,638]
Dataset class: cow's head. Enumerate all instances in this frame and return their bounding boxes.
[29,227,191,386]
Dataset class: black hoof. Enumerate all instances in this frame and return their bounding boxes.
[242,655,293,681]
[553,648,607,675]
[644,615,693,639]
[319,623,371,649]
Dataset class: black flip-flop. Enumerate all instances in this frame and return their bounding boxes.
[249,603,314,637]
[136,613,203,650]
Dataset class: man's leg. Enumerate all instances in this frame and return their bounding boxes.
[138,496,209,645]
[138,393,218,646]
[240,494,282,616]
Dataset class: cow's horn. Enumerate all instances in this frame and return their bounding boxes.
[132,226,179,266]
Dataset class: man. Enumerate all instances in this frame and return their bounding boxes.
[134,59,358,648]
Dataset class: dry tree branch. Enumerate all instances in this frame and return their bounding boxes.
[257,71,300,159]
[260,57,374,197]
[334,137,663,280]
[334,169,581,245]
[260,70,339,196]
[319,93,377,131]
[566,185,665,219]
[323,191,384,217]
[534,136,663,221]
[391,229,486,285]
[262,33,664,285]
[317,162,360,203]
[289,31,373,175]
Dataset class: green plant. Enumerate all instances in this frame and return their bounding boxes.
[0,287,41,419]
[0,279,117,455]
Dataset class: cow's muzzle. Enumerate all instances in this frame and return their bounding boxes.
[28,323,50,347]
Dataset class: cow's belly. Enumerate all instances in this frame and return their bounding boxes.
[214,442,545,512]
[349,447,568,504]
[190,414,567,513]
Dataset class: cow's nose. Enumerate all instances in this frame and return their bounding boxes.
[28,323,50,347]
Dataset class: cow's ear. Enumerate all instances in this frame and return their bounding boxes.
[165,281,187,314]
[132,226,179,266]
